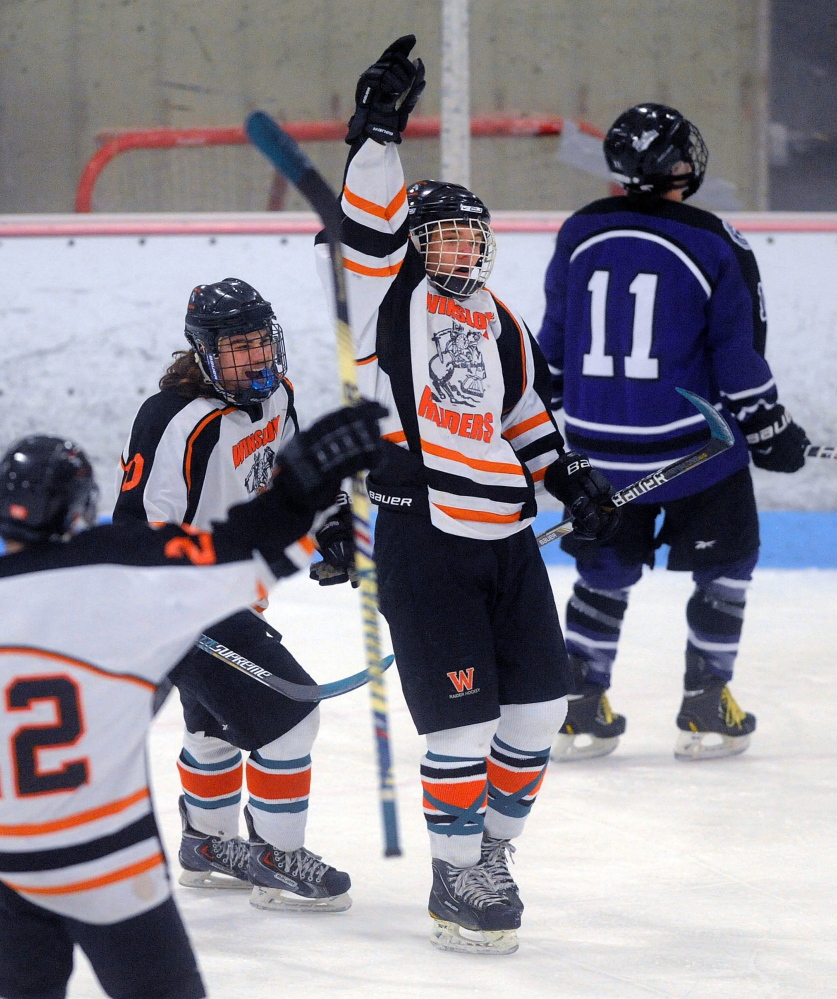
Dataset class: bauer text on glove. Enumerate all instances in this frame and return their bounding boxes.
[345,34,426,145]
[740,404,809,473]
[543,451,621,542]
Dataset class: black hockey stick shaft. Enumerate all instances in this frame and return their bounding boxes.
[245,110,401,857]
[805,445,837,460]
[196,634,394,702]
[537,389,735,548]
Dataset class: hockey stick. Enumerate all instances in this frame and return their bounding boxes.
[245,110,401,857]
[805,445,837,460]
[537,388,735,548]
[196,634,394,702]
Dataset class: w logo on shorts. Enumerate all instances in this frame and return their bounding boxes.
[446,668,475,693]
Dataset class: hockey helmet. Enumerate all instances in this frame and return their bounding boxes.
[0,436,98,544]
[184,278,287,406]
[603,103,708,199]
[407,180,496,299]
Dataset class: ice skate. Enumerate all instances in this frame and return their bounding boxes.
[552,683,626,761]
[244,807,351,912]
[177,795,251,889]
[675,680,756,761]
[479,834,523,911]
[428,858,520,955]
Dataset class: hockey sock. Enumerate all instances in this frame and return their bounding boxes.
[484,702,561,841]
[423,720,495,868]
[564,580,630,687]
[178,732,243,839]
[685,574,751,684]
[245,708,319,851]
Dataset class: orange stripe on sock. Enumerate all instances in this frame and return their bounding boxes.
[177,762,243,799]
[422,779,487,811]
[487,762,546,797]
[246,763,311,802]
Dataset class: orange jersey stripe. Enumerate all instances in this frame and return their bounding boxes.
[0,648,156,692]
[532,465,549,482]
[433,504,522,524]
[0,788,151,837]
[176,763,242,799]
[490,292,528,399]
[245,765,311,802]
[422,779,488,810]
[420,438,524,476]
[6,852,164,896]
[184,407,235,493]
[383,430,407,445]
[355,354,378,366]
[343,257,403,278]
[504,410,552,441]
[343,183,407,221]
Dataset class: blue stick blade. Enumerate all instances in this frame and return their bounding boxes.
[245,111,312,185]
[675,387,735,446]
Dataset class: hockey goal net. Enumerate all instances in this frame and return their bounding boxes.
[75,117,611,213]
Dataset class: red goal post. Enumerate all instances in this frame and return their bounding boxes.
[75,115,615,213]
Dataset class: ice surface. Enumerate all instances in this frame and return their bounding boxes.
[65,566,837,998]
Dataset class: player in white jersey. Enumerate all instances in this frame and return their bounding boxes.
[323,36,620,954]
[113,278,360,912]
[0,410,383,998]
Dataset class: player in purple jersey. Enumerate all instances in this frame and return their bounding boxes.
[537,103,809,762]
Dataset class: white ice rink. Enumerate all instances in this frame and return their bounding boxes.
[66,565,837,999]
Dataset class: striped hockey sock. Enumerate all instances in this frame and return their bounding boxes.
[485,736,550,841]
[686,576,749,683]
[421,752,488,868]
[245,751,312,851]
[177,738,243,839]
[564,581,630,687]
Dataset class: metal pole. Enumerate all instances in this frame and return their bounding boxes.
[440,0,470,187]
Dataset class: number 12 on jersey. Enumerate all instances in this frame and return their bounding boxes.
[583,269,660,380]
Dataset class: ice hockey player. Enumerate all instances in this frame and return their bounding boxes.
[323,35,620,954]
[113,278,363,913]
[537,103,809,762]
[0,411,383,998]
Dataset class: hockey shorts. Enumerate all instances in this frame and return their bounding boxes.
[170,609,317,751]
[561,467,760,579]
[0,886,205,999]
[374,509,571,735]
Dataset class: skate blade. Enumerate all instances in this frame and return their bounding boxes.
[249,885,352,913]
[552,732,619,762]
[674,730,751,761]
[429,917,519,955]
[178,869,251,890]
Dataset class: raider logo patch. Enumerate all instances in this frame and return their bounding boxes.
[429,322,487,406]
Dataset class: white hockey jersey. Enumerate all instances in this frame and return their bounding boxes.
[113,380,313,572]
[316,138,566,540]
[0,520,279,925]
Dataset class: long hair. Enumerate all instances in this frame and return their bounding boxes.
[158,350,215,399]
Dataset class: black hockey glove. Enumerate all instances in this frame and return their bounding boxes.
[544,451,621,542]
[740,404,809,473]
[310,491,358,587]
[345,34,426,145]
[276,401,387,511]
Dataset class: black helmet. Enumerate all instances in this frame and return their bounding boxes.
[184,277,287,406]
[603,103,708,200]
[406,180,496,299]
[0,436,98,544]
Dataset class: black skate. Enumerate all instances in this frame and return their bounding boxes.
[552,682,626,762]
[675,679,756,761]
[479,834,524,911]
[428,858,520,955]
[244,807,351,912]
[177,795,250,889]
